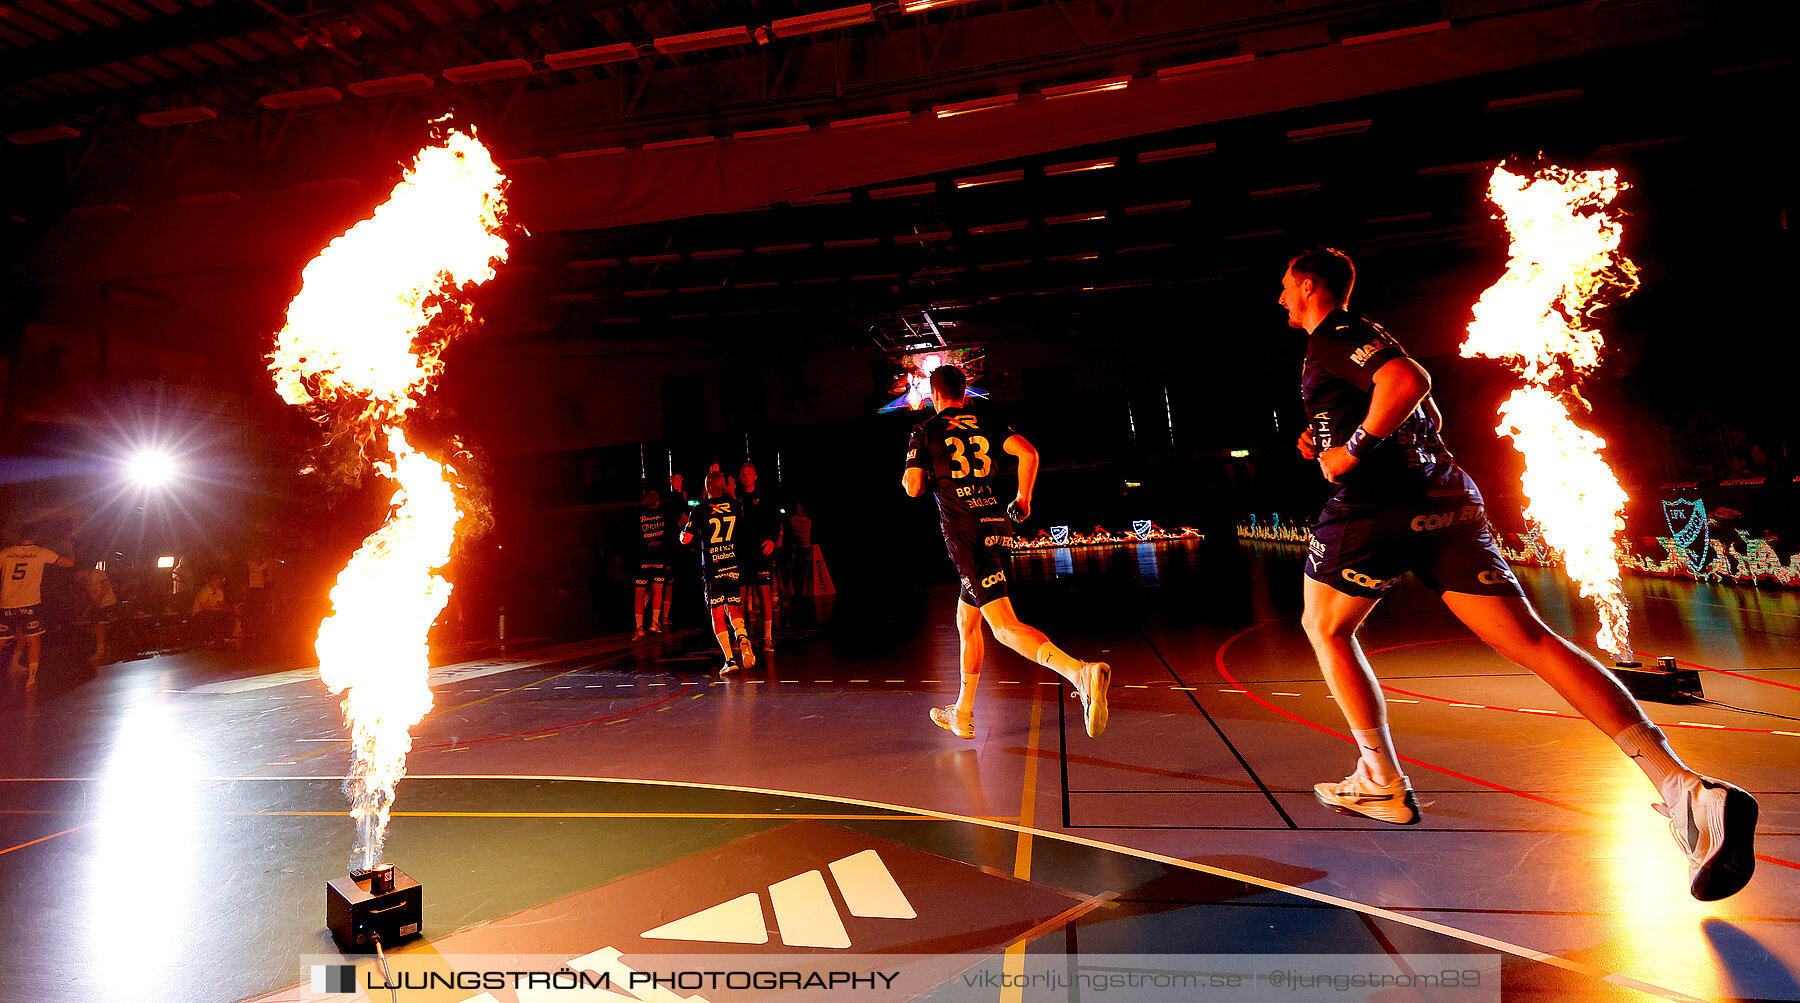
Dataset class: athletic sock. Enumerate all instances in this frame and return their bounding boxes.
[730,617,749,647]
[634,611,644,631]
[1032,641,1084,685]
[1612,721,1697,798]
[1351,725,1404,786]
[714,630,733,659]
[955,671,980,718]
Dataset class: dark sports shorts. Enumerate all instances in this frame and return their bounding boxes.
[635,559,666,588]
[0,606,44,638]
[945,522,1012,608]
[702,567,742,609]
[1306,497,1525,599]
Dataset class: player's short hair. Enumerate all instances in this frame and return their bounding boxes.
[642,489,659,507]
[1287,247,1356,302]
[929,365,967,402]
[705,470,729,497]
[739,460,756,473]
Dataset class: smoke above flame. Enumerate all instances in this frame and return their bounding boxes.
[271,125,509,870]
[1462,163,1639,662]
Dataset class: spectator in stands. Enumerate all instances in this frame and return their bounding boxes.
[73,558,120,666]
[191,574,233,647]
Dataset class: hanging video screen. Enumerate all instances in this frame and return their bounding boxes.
[877,347,987,413]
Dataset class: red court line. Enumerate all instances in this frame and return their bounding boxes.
[0,824,88,858]
[1217,621,1800,872]
[1212,623,1599,816]
[413,682,700,748]
[1361,638,1797,737]
[1642,653,1800,692]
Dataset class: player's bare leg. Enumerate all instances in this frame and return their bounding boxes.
[978,596,1109,738]
[1439,590,1756,898]
[1300,577,1418,823]
[22,634,41,690]
[728,603,754,670]
[931,600,983,739]
[710,605,739,674]
[755,584,775,651]
[633,586,650,638]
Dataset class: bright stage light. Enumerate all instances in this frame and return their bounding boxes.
[156,556,176,569]
[127,450,177,488]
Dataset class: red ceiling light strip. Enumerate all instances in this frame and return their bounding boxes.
[933,93,1017,118]
[1138,142,1216,163]
[258,87,341,109]
[653,26,754,55]
[1041,75,1130,100]
[1340,21,1450,46]
[1284,120,1371,141]
[442,58,533,84]
[1044,156,1116,176]
[642,135,715,150]
[829,110,912,130]
[770,4,874,37]
[955,169,1023,188]
[7,125,81,145]
[543,43,639,70]
[138,106,216,126]
[733,124,811,140]
[346,74,434,98]
[558,147,628,161]
[1155,53,1254,80]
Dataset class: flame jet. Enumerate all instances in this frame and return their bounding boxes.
[1462,163,1639,663]
[270,126,509,870]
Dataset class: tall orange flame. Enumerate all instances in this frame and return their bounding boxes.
[1462,163,1639,662]
[271,126,508,869]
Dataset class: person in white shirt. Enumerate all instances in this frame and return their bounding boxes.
[2,532,75,689]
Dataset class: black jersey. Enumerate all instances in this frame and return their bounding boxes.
[692,496,745,573]
[1301,309,1473,503]
[737,486,777,560]
[639,504,666,553]
[663,489,690,548]
[907,406,1017,536]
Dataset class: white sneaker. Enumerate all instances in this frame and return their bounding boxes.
[930,704,975,740]
[1655,774,1757,901]
[1314,760,1421,825]
[1075,662,1110,738]
[720,658,741,677]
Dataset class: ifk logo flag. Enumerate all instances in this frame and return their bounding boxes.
[312,965,357,994]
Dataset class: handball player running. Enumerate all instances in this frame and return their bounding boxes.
[632,489,666,638]
[1282,246,1755,900]
[902,365,1110,740]
[681,471,755,675]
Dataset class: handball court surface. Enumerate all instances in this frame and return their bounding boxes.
[1,540,1795,1002]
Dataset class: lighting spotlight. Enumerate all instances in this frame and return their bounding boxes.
[127,450,178,488]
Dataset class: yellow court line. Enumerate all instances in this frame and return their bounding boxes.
[1000,687,1046,1003]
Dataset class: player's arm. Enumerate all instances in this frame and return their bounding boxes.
[1003,433,1039,520]
[902,430,928,497]
[1422,395,1444,435]
[53,553,74,568]
[680,522,695,546]
[1319,358,1432,483]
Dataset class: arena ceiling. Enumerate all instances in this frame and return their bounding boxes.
[0,0,1784,347]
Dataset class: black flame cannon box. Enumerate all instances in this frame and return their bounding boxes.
[326,864,422,951]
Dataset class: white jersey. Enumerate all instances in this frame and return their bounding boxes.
[2,545,60,609]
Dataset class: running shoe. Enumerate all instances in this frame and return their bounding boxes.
[1313,760,1421,825]
[761,639,776,653]
[1076,662,1110,738]
[1655,774,1758,901]
[720,658,741,677]
[632,628,646,639]
[930,705,975,740]
[736,636,755,670]
[648,623,663,634]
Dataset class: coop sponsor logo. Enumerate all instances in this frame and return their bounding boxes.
[1410,505,1484,532]
[1340,568,1398,591]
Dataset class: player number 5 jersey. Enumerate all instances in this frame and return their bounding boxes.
[906,407,1016,535]
[1,545,60,609]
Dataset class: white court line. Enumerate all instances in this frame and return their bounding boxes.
[290,773,1707,1003]
[1449,703,1485,708]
